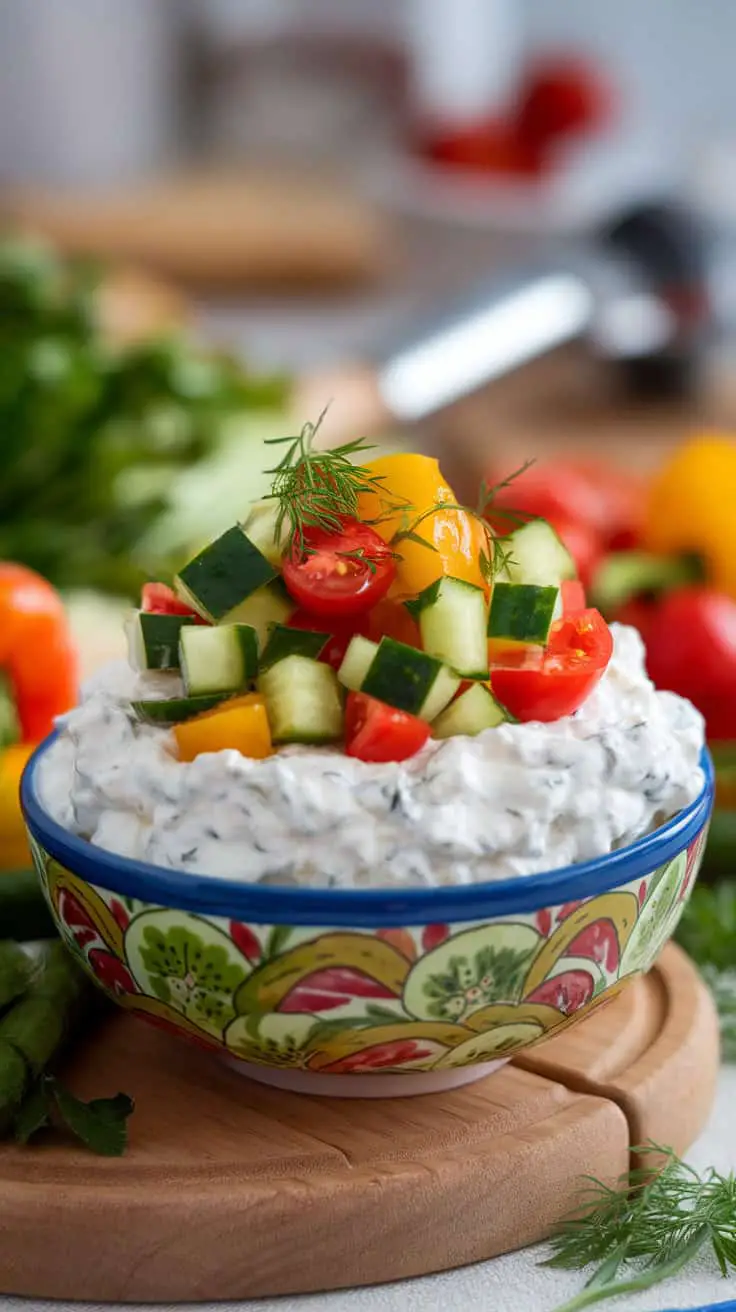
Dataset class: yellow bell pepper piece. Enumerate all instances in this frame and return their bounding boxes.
[643,434,736,599]
[356,454,488,597]
[0,743,34,871]
[174,694,273,763]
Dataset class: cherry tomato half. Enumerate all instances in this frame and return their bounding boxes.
[490,608,613,722]
[142,582,206,622]
[345,692,430,763]
[282,519,396,619]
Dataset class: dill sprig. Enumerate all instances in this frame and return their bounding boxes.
[263,418,533,584]
[546,1142,736,1311]
[262,410,411,558]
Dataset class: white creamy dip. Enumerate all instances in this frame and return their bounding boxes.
[37,625,705,889]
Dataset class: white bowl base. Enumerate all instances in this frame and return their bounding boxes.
[223,1055,509,1098]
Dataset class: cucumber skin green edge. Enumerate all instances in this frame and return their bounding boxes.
[175,527,277,622]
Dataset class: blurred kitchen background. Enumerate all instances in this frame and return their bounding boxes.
[3,0,736,672]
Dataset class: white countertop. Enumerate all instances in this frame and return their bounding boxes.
[3,1066,735,1312]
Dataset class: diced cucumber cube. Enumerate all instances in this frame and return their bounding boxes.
[224,580,295,649]
[258,655,344,743]
[127,611,196,672]
[419,663,463,722]
[432,683,508,739]
[175,525,278,623]
[361,638,447,717]
[338,635,380,692]
[242,500,289,568]
[260,623,329,672]
[488,583,560,646]
[179,624,258,697]
[407,575,488,678]
[502,519,576,588]
[346,636,460,720]
[339,635,459,720]
[132,694,229,725]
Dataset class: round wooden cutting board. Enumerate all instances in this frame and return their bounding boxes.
[0,944,718,1303]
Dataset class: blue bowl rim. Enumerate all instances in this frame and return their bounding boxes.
[21,734,714,928]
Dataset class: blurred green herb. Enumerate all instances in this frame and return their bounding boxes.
[676,881,736,1059]
[676,880,736,974]
[0,236,288,596]
[546,1142,736,1311]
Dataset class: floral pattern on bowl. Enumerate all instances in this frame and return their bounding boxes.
[28,823,709,1083]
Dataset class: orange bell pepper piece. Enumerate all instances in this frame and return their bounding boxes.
[643,434,736,600]
[174,694,273,762]
[356,454,488,597]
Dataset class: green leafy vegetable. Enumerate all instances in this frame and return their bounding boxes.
[546,1142,736,1311]
[12,1079,50,1145]
[51,1084,134,1157]
[0,235,287,596]
[13,1074,133,1156]
[676,880,736,975]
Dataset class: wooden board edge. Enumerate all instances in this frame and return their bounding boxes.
[515,945,720,1161]
[0,1092,628,1303]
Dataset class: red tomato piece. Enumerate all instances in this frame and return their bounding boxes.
[345,692,430,763]
[641,587,736,740]
[365,598,422,649]
[142,582,206,622]
[487,459,643,553]
[490,608,613,722]
[561,578,587,616]
[282,519,396,619]
[287,608,369,672]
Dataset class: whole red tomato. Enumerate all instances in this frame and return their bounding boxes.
[640,587,736,739]
[488,459,643,553]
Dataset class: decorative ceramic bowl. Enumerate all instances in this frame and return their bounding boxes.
[21,741,713,1098]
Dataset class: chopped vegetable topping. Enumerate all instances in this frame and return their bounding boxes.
[128,427,613,761]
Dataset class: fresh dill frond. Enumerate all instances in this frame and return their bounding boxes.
[264,424,532,584]
[476,457,536,520]
[545,1142,736,1311]
[263,410,412,557]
